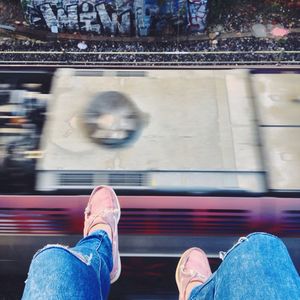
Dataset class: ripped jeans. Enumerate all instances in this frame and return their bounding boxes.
[22,230,112,300]
[190,232,300,300]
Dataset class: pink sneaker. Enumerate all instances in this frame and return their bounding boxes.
[84,186,121,283]
[176,247,212,300]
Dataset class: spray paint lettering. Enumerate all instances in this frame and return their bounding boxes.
[186,0,208,32]
[21,0,209,36]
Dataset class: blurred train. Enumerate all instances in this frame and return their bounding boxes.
[0,68,300,276]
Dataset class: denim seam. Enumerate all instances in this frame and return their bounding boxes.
[89,232,110,300]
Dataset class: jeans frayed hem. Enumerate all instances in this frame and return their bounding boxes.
[219,232,280,261]
[32,230,110,266]
[33,244,93,265]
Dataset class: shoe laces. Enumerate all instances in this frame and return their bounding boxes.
[180,265,207,282]
[180,265,207,300]
[85,207,119,218]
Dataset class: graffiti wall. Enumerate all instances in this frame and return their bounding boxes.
[21,0,209,36]
[187,0,208,32]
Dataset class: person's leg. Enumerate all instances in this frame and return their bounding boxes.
[22,230,112,300]
[22,186,121,300]
[187,232,300,300]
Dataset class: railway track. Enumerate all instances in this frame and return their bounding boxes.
[0,50,299,66]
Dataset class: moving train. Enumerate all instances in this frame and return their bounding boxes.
[0,68,299,279]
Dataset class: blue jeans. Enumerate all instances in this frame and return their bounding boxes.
[22,230,112,300]
[190,232,300,300]
[22,232,300,299]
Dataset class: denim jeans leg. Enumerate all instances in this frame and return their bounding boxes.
[22,230,112,300]
[190,232,300,300]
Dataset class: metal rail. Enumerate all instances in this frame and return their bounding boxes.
[1,64,299,69]
[0,50,298,66]
[1,51,300,54]
[0,61,298,66]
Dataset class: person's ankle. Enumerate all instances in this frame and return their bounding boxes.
[185,280,203,300]
[89,224,112,241]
